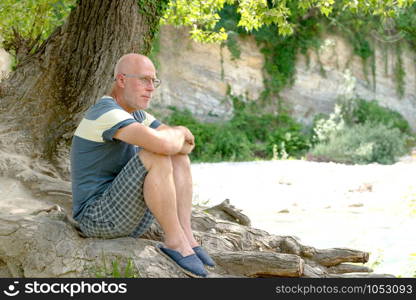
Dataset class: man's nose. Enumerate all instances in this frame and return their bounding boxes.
[145,84,155,91]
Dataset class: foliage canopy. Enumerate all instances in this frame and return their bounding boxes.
[0,0,75,58]
[1,0,415,58]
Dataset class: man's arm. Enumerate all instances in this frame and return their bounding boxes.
[113,122,187,155]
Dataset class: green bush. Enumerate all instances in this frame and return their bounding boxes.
[230,97,312,158]
[347,98,412,134]
[164,107,217,162]
[204,124,253,162]
[165,102,312,162]
[314,98,412,141]
[165,107,254,162]
[311,107,345,144]
[310,98,414,164]
[309,122,408,165]
[166,96,413,165]
[266,128,311,158]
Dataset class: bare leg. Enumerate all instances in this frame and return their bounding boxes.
[170,154,199,248]
[139,150,193,256]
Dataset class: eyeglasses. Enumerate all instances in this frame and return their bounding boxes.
[120,73,161,88]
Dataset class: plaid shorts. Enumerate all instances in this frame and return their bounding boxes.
[78,153,155,239]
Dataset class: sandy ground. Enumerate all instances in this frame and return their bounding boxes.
[191,155,416,277]
[0,154,415,277]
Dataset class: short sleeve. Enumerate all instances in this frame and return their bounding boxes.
[142,112,162,129]
[102,118,137,142]
[74,108,137,143]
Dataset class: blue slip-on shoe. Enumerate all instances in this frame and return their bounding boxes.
[192,246,215,268]
[156,244,208,278]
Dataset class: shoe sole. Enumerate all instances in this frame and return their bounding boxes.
[155,245,206,278]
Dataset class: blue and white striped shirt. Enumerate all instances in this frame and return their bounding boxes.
[70,96,161,220]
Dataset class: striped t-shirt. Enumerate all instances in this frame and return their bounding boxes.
[70,96,161,221]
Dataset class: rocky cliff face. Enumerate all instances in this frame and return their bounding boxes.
[1,26,415,130]
[153,26,416,131]
[152,26,265,122]
[280,34,416,130]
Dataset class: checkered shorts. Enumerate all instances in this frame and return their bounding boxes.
[78,153,155,239]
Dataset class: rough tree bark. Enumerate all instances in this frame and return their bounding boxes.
[0,0,166,190]
[0,201,390,278]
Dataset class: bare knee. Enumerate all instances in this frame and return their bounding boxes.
[171,153,191,170]
[139,149,173,172]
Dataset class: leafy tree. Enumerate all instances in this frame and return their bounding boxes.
[2,1,415,58]
[0,0,414,187]
[0,0,75,61]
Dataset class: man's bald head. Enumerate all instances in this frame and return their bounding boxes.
[113,53,154,80]
[110,53,157,113]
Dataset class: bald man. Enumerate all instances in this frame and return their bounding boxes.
[70,53,214,277]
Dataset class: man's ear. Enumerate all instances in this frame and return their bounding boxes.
[115,73,125,88]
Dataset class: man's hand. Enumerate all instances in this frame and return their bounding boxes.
[180,140,195,154]
[176,126,194,146]
[153,124,195,154]
[177,126,195,154]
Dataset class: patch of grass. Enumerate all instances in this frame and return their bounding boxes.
[89,253,140,278]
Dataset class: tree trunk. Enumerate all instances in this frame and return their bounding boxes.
[0,0,166,188]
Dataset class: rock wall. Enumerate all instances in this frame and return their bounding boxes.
[152,26,265,122]
[153,26,416,131]
[280,35,416,129]
[1,26,415,130]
